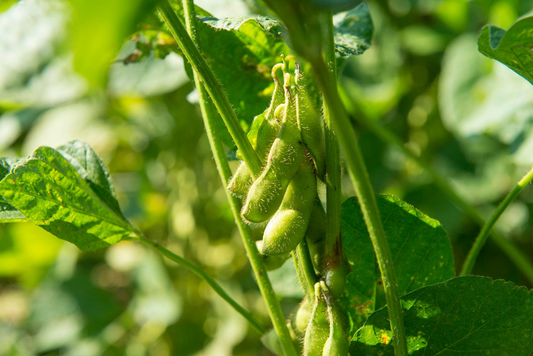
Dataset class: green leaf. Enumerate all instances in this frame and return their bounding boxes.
[0,158,26,223]
[196,16,289,128]
[0,142,134,251]
[351,276,533,355]
[67,0,157,87]
[333,2,373,58]
[340,195,455,332]
[478,17,533,85]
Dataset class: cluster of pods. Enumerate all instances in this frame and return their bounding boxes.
[228,60,348,355]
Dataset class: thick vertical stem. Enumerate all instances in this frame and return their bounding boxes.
[179,2,297,355]
[309,26,408,356]
[158,0,262,178]
[321,12,345,291]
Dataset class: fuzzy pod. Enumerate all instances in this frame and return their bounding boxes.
[307,236,325,272]
[293,297,312,338]
[295,68,326,180]
[256,240,289,271]
[261,158,317,255]
[324,262,346,299]
[322,287,349,356]
[306,199,327,243]
[303,283,330,356]
[242,83,305,223]
[227,71,284,199]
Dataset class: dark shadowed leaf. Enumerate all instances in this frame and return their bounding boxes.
[333,2,373,58]
[351,276,533,355]
[340,195,455,332]
[0,142,134,251]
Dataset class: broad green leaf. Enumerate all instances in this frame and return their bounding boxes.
[478,17,533,85]
[351,276,533,355]
[341,195,455,332]
[0,142,134,251]
[333,2,373,58]
[0,158,25,222]
[196,16,290,127]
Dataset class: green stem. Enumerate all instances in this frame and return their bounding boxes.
[158,0,262,178]
[338,84,533,285]
[309,20,408,356]
[137,234,265,334]
[292,240,318,300]
[321,12,344,283]
[461,167,533,276]
[177,2,297,355]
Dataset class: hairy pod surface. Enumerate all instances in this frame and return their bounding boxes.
[256,240,289,271]
[295,69,326,180]
[307,236,325,272]
[261,158,316,255]
[306,199,327,242]
[303,283,330,356]
[293,297,312,338]
[242,84,304,223]
[322,288,348,356]
[227,73,284,199]
[324,262,346,299]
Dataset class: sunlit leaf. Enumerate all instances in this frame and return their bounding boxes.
[0,142,134,251]
[0,158,25,222]
[352,276,533,355]
[478,16,533,85]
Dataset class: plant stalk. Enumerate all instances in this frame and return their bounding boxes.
[137,234,265,334]
[158,0,262,178]
[177,1,297,355]
[338,84,533,284]
[292,240,318,300]
[321,12,344,287]
[461,167,533,276]
[308,15,408,356]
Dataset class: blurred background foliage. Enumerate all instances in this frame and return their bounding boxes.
[1,0,533,355]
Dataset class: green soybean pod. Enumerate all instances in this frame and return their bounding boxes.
[322,285,349,356]
[242,76,305,223]
[324,262,346,299]
[295,65,326,180]
[302,200,326,271]
[303,283,330,356]
[292,297,311,338]
[307,237,325,272]
[256,240,289,271]
[260,157,316,255]
[227,65,284,198]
